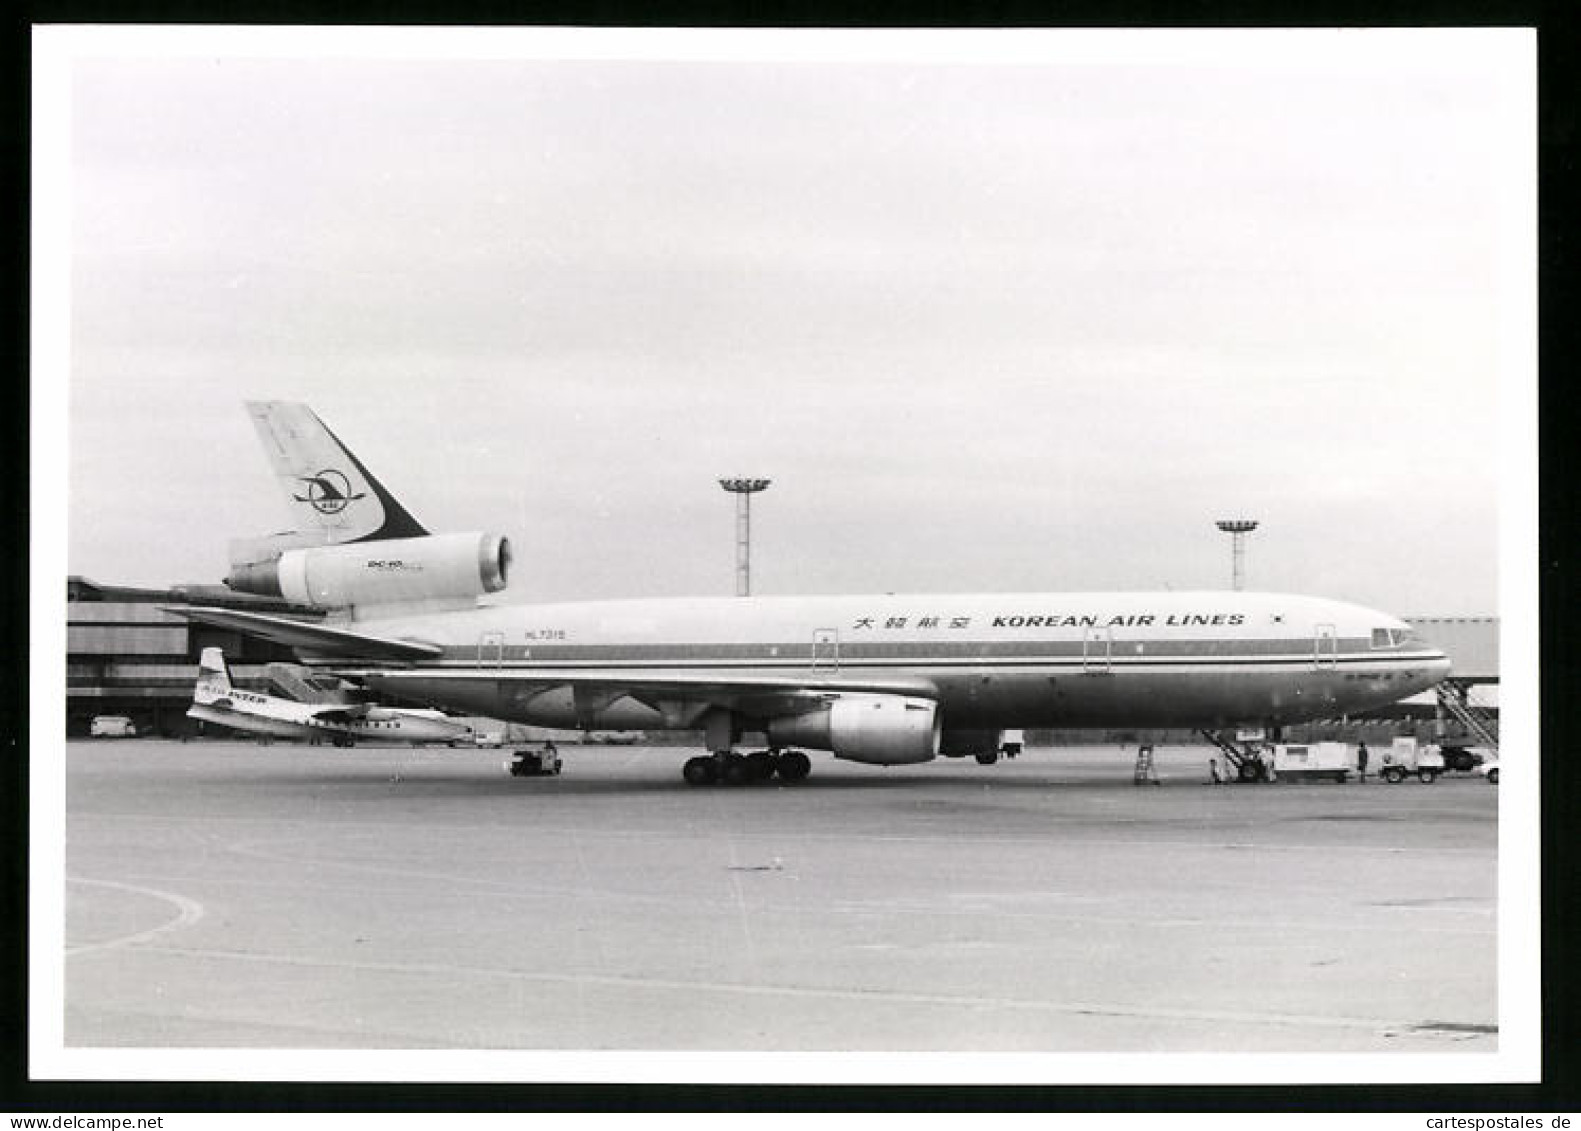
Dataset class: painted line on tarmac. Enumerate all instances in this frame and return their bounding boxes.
[128,942,1490,1040]
[66,876,206,957]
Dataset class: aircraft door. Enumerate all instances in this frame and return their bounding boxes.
[479,630,505,667]
[1313,624,1338,669]
[811,628,839,671]
[1083,627,1112,673]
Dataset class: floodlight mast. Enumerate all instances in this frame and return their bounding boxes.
[719,478,771,597]
[1215,519,1260,592]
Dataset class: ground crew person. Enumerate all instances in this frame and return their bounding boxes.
[1357,741,1370,782]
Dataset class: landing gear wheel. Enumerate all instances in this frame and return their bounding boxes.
[776,750,812,783]
[975,751,1000,766]
[722,754,751,786]
[683,756,718,786]
[744,752,776,782]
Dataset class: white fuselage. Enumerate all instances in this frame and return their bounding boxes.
[188,684,469,745]
[340,590,1450,733]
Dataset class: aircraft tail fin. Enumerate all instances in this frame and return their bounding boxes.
[244,401,429,547]
[194,647,235,705]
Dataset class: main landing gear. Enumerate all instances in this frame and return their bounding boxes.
[682,749,812,786]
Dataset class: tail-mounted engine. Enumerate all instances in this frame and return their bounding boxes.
[226,532,511,612]
[767,693,940,765]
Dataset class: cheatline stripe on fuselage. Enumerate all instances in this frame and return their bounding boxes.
[425,637,1412,662]
[401,654,1443,674]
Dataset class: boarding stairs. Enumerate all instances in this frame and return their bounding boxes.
[1435,680,1499,755]
[266,662,352,705]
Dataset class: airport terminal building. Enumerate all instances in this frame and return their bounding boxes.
[66,576,320,736]
[65,574,1500,744]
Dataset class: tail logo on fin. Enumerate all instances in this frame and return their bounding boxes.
[244,401,427,542]
[293,469,367,515]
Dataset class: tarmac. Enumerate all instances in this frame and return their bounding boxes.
[60,739,1499,1059]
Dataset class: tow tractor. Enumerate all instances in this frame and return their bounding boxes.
[1377,736,1444,784]
[505,743,562,778]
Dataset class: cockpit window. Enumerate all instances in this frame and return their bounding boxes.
[1372,626,1427,648]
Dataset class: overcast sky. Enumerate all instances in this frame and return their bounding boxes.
[42,28,1533,616]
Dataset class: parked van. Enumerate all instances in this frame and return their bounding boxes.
[89,715,137,738]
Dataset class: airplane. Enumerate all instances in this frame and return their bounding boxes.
[186,646,472,747]
[171,401,1454,785]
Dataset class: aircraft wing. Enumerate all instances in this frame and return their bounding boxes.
[162,606,443,663]
[357,666,941,724]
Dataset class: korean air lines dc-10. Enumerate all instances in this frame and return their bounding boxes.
[171,402,1451,785]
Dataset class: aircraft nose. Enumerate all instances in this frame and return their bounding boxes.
[1420,651,1453,693]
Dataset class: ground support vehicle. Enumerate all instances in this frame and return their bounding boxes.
[1201,729,1273,781]
[1439,744,1492,773]
[505,744,562,777]
[1271,741,1352,783]
[1378,737,1445,784]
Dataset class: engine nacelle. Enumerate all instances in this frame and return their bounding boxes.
[766,694,940,765]
[226,532,511,611]
[938,728,1004,758]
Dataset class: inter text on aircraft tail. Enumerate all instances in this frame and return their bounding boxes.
[193,647,236,705]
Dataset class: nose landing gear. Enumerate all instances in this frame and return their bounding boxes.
[682,749,811,786]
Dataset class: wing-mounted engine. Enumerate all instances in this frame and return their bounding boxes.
[766,693,940,765]
[225,532,511,614]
